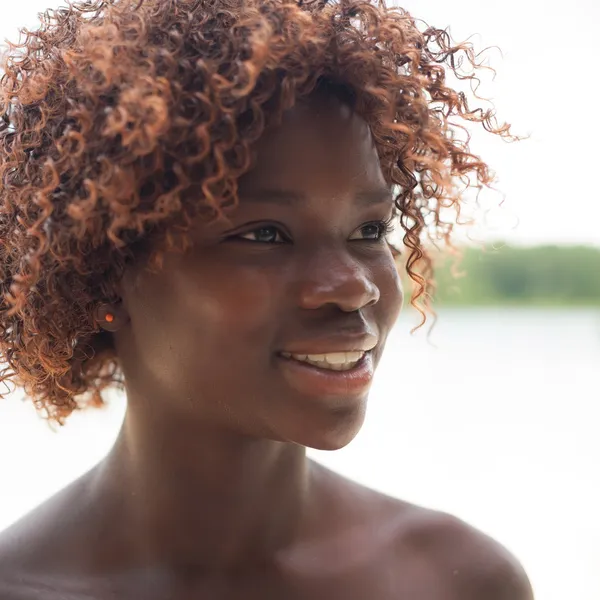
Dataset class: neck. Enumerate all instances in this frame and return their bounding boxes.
[93,404,312,570]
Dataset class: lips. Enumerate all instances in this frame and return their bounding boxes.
[276,331,379,397]
[277,350,374,398]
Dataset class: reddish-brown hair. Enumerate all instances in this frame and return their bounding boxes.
[0,0,514,422]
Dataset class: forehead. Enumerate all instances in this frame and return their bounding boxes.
[239,96,386,195]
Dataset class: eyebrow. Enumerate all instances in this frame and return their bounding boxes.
[239,188,394,207]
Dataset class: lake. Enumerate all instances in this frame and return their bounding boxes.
[0,307,598,600]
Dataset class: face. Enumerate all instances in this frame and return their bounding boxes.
[115,94,403,450]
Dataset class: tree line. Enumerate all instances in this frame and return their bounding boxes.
[422,244,600,306]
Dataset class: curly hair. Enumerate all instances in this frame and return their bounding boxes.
[0,0,514,423]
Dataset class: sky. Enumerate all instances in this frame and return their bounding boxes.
[1,0,598,247]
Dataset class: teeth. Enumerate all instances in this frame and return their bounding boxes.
[280,351,366,371]
[307,352,364,364]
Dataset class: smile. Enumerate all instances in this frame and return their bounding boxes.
[277,350,375,398]
[279,351,366,371]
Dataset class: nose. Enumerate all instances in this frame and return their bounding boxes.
[296,250,380,312]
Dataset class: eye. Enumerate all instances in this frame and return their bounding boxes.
[349,219,395,241]
[235,225,288,244]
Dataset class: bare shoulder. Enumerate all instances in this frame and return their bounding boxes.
[312,464,534,600]
[0,509,64,600]
[395,504,535,600]
[0,523,51,600]
[0,472,97,600]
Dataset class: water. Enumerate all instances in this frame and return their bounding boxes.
[0,308,598,600]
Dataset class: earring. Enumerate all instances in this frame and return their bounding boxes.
[94,302,120,331]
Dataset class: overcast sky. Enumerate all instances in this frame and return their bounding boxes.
[2,0,598,247]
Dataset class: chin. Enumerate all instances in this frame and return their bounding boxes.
[290,401,367,451]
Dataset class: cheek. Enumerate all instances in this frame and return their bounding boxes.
[377,258,404,322]
[120,264,283,397]
[159,253,285,356]
[190,267,280,344]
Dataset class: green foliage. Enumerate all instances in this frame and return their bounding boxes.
[430,244,600,307]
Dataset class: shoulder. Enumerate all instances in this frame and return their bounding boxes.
[311,463,533,600]
[0,472,97,599]
[0,514,56,600]
[397,506,535,600]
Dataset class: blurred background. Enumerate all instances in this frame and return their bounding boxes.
[1,2,598,600]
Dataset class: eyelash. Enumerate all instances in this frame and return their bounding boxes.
[234,218,396,244]
[355,217,396,241]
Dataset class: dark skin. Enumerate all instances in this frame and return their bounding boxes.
[0,95,534,600]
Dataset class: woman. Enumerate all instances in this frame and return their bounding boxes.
[0,0,533,598]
